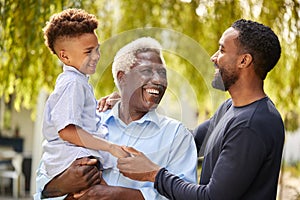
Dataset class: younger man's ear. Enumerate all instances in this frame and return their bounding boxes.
[59,50,69,63]
[239,53,253,68]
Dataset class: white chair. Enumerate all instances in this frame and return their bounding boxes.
[0,151,25,198]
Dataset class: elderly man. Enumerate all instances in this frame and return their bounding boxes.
[35,37,197,200]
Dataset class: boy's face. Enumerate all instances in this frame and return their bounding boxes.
[57,33,100,75]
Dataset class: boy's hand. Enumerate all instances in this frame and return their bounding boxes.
[110,144,130,158]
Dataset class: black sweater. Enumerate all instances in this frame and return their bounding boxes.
[155,97,285,200]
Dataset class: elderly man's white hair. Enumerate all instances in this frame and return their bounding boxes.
[112,37,165,90]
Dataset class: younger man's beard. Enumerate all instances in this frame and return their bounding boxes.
[212,69,239,92]
[212,71,226,91]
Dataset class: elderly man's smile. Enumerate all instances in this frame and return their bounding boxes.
[146,88,159,95]
[142,84,165,105]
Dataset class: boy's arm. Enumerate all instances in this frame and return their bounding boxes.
[59,124,129,158]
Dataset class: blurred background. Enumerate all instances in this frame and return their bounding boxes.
[0,0,299,199]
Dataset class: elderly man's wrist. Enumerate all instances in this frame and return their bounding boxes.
[41,189,61,199]
[41,182,66,198]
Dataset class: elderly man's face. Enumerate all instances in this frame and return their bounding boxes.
[122,51,167,112]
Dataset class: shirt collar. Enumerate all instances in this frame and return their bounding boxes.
[102,101,160,127]
[63,65,90,79]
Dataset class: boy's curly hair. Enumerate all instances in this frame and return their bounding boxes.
[43,8,98,54]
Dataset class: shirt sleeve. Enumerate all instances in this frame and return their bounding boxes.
[51,81,86,132]
[34,161,67,200]
[155,127,266,200]
[165,124,198,183]
[140,124,198,200]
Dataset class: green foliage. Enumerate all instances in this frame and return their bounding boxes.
[285,161,300,178]
[1,0,299,130]
[0,0,63,114]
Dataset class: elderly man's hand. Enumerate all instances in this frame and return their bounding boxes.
[117,146,161,182]
[42,157,101,198]
[97,92,120,112]
[73,178,107,199]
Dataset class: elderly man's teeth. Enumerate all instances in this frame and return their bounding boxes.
[146,88,159,94]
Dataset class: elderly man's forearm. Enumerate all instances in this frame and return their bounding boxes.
[41,178,68,198]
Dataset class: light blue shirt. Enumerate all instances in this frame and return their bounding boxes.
[41,65,111,178]
[100,102,197,200]
[34,100,197,200]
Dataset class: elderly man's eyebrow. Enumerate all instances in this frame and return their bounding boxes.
[218,41,224,47]
[218,42,226,51]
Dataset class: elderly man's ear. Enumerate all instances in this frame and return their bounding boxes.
[117,71,126,86]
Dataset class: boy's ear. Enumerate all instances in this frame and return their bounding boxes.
[59,50,69,63]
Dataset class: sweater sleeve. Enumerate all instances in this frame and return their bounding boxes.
[154,168,209,200]
[155,127,266,200]
[193,119,210,157]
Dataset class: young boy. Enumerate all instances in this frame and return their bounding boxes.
[40,8,128,182]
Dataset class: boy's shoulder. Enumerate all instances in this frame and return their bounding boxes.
[57,67,86,83]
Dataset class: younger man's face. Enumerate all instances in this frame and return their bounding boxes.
[57,33,100,75]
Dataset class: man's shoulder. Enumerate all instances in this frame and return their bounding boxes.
[245,97,283,123]
[97,109,112,121]
[230,97,284,139]
[156,113,192,137]
[251,98,284,129]
[156,112,184,126]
